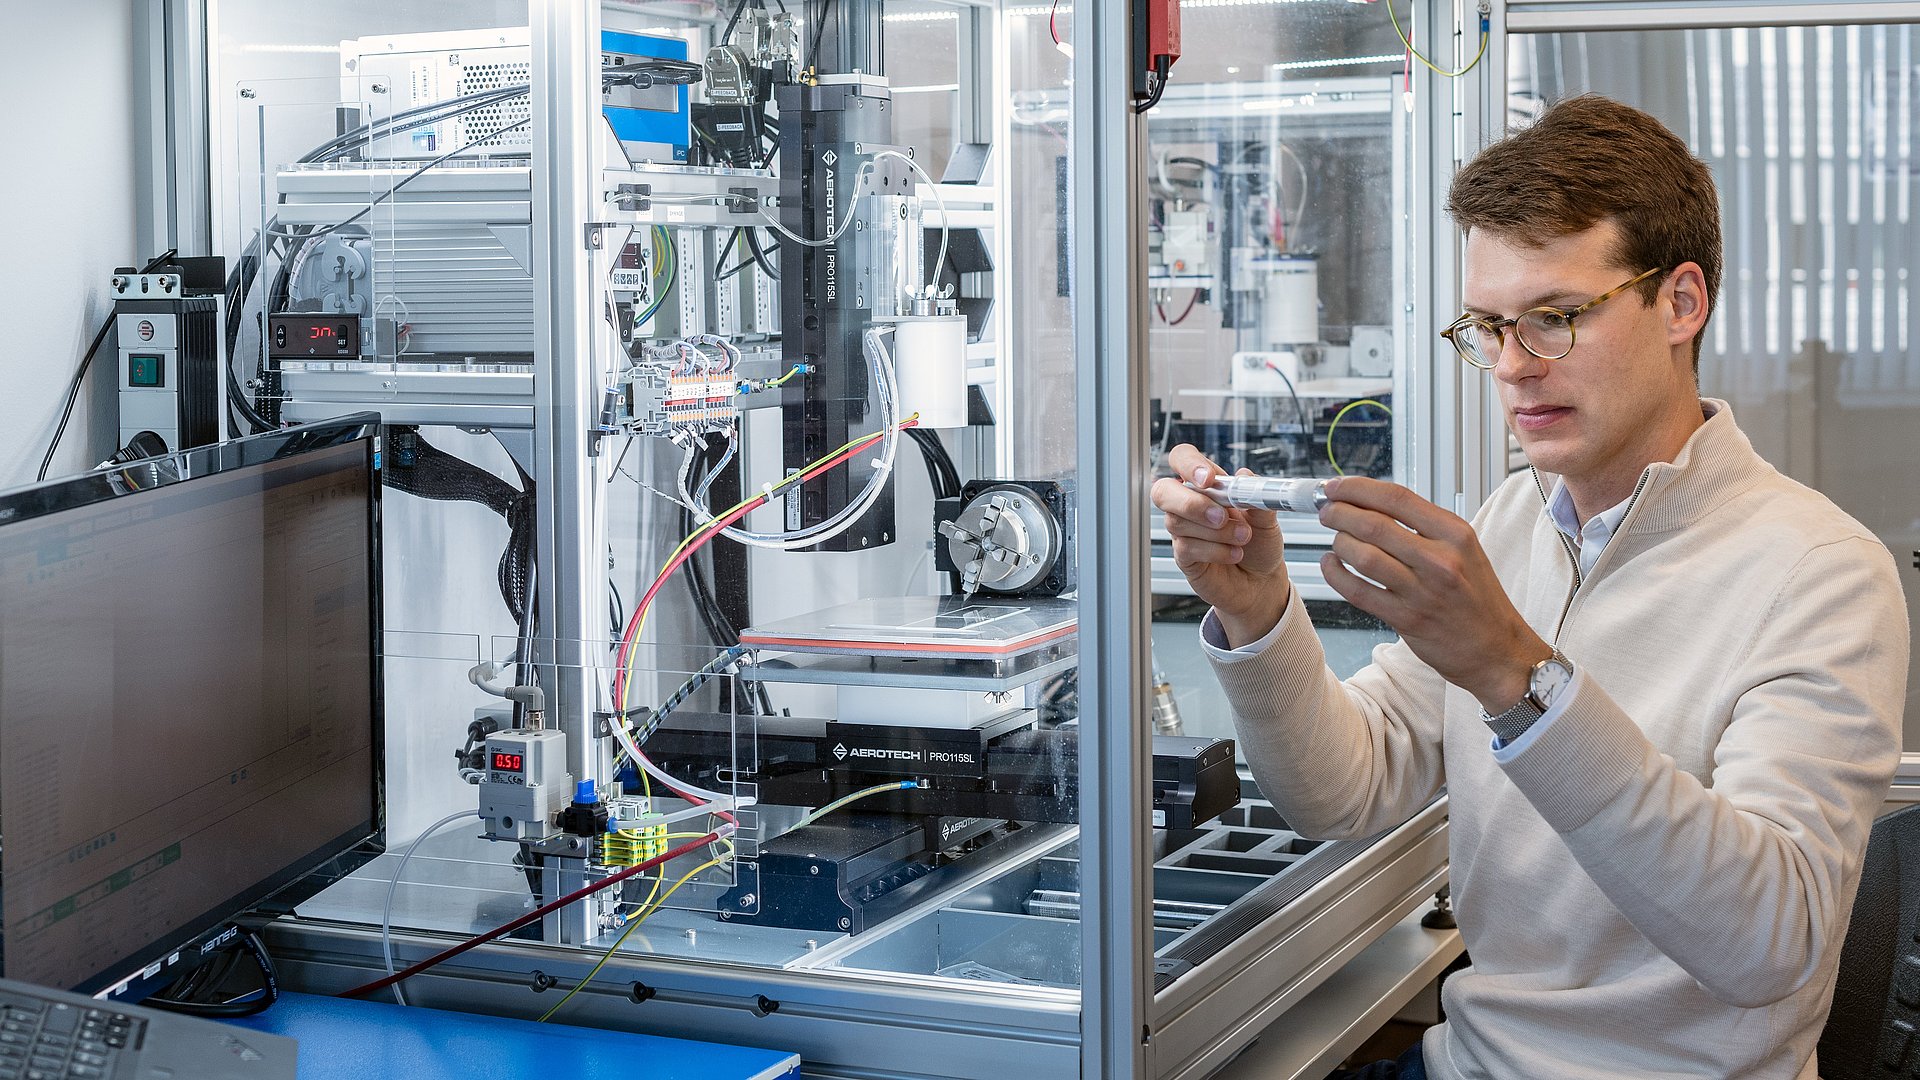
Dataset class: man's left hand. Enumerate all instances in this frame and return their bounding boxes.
[1317,476,1552,713]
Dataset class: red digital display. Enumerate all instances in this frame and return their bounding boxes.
[492,751,524,772]
[269,315,360,357]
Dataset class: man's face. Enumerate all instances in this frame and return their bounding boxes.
[1461,222,1694,491]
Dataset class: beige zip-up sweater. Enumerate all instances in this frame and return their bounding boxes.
[1209,401,1907,1079]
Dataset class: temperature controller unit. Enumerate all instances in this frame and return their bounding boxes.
[268,313,363,359]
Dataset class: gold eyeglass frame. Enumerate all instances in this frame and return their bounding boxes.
[1441,266,1667,369]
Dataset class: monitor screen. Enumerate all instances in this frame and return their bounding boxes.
[0,419,383,994]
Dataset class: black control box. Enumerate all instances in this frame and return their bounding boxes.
[268,313,361,358]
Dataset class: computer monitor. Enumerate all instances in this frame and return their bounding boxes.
[0,415,385,996]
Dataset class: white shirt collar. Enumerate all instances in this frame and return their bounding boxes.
[1546,479,1635,578]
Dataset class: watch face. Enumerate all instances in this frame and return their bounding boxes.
[1531,656,1574,705]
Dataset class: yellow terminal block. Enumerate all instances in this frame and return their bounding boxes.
[601,825,669,868]
[601,795,669,868]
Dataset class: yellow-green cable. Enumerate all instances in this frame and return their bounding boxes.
[637,768,662,911]
[791,780,919,831]
[541,780,914,1024]
[1385,1,1489,79]
[764,363,807,389]
[1326,398,1393,476]
[536,845,732,1023]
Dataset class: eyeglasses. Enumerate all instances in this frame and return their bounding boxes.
[1441,266,1667,369]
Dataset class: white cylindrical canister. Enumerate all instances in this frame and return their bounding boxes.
[890,312,969,429]
[1259,253,1319,346]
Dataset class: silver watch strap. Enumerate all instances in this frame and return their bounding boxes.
[1485,699,1544,745]
[1483,649,1570,745]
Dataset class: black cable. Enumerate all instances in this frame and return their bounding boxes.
[606,436,636,484]
[906,431,948,500]
[1260,362,1318,476]
[228,84,534,364]
[383,437,520,515]
[680,520,733,649]
[906,429,961,499]
[299,86,527,165]
[268,118,532,244]
[759,121,780,171]
[1133,56,1172,115]
[713,228,744,279]
[926,429,962,494]
[636,645,751,744]
[678,503,773,714]
[744,228,780,280]
[1167,155,1223,176]
[809,0,834,73]
[38,250,185,482]
[499,488,536,626]
[513,566,538,715]
[380,434,535,620]
[722,0,756,44]
[146,927,277,1019]
[679,439,776,715]
[934,433,962,494]
[228,355,276,434]
[36,315,113,482]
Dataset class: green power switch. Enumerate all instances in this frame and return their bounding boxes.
[128,354,163,388]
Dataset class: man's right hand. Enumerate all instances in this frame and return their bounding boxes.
[1150,444,1292,649]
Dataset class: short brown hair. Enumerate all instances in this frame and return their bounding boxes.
[1446,94,1722,368]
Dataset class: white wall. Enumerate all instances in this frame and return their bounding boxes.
[0,2,139,489]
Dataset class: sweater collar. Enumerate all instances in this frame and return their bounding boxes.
[1531,399,1770,536]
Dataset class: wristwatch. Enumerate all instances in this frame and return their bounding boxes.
[1483,648,1574,746]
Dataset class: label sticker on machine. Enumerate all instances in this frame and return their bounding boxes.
[824,726,990,778]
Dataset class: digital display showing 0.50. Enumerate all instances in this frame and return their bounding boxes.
[492,751,524,773]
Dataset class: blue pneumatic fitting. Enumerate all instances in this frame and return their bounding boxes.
[558,778,610,838]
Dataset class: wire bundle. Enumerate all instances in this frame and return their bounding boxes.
[382,433,536,624]
[613,412,923,751]
[675,325,903,551]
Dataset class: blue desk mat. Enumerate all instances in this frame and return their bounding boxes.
[226,992,801,1080]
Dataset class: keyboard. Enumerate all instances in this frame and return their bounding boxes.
[0,978,294,1080]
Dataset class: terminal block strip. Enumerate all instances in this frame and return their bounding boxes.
[620,336,745,439]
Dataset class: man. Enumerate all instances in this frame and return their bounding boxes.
[1152,95,1908,1079]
